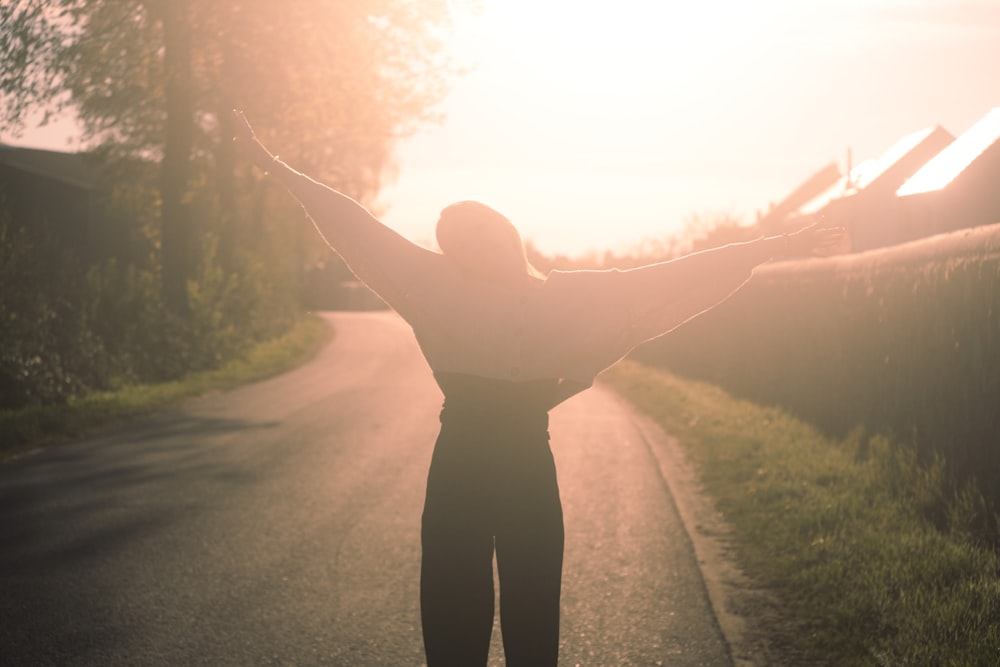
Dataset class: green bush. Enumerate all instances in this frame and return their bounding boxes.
[0,215,92,406]
[0,213,302,411]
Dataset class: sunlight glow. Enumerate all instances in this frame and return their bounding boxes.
[457,0,766,107]
[381,0,1000,256]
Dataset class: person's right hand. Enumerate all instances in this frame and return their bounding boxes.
[231,109,276,170]
[232,109,258,146]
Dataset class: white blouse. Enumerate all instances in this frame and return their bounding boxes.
[272,162,781,387]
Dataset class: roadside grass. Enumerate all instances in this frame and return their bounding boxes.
[603,360,1000,666]
[1,314,332,460]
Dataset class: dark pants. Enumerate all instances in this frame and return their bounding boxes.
[421,374,564,667]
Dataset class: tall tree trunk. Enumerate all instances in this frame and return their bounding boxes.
[215,44,238,273]
[159,0,194,313]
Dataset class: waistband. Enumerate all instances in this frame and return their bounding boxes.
[435,372,558,431]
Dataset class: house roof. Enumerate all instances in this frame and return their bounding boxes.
[797,125,953,215]
[758,161,840,227]
[0,144,96,189]
[857,125,951,189]
[897,107,1000,196]
[798,160,875,216]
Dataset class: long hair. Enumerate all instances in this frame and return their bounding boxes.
[436,201,543,284]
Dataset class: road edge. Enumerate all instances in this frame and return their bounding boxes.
[601,385,760,667]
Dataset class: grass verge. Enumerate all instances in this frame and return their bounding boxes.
[1,314,333,461]
[602,360,1000,666]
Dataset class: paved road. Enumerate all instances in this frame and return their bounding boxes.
[0,311,732,666]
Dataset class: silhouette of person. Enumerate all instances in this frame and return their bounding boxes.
[232,110,842,666]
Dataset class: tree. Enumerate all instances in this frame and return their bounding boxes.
[2,0,464,311]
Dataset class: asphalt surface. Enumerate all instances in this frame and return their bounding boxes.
[0,311,733,666]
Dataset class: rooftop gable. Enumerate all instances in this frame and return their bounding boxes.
[798,125,953,215]
[0,144,96,190]
[799,159,876,216]
[856,125,951,189]
[897,107,1000,196]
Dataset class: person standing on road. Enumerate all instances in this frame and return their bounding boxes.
[232,110,842,667]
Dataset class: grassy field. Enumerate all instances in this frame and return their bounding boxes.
[603,360,1000,666]
[0,314,332,460]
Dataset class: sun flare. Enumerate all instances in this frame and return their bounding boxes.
[382,0,1000,257]
[457,1,765,103]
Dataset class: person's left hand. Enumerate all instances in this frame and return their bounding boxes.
[785,223,846,257]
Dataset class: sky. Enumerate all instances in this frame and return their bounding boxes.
[374,0,1000,256]
[11,0,1000,258]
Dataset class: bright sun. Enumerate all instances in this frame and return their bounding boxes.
[386,0,998,257]
[458,1,763,99]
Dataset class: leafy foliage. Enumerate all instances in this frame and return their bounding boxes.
[2,0,459,187]
[0,0,467,407]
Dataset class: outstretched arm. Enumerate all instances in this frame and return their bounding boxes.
[232,110,400,252]
[231,110,439,316]
[629,225,841,290]
[619,225,843,344]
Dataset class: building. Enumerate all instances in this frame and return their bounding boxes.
[0,144,156,266]
[756,161,841,237]
[0,144,101,261]
[896,107,1000,244]
[788,125,955,252]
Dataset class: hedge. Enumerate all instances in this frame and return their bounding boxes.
[633,223,1000,533]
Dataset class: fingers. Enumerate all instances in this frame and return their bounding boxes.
[809,227,846,256]
[784,225,845,257]
[815,227,845,244]
[231,109,256,143]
